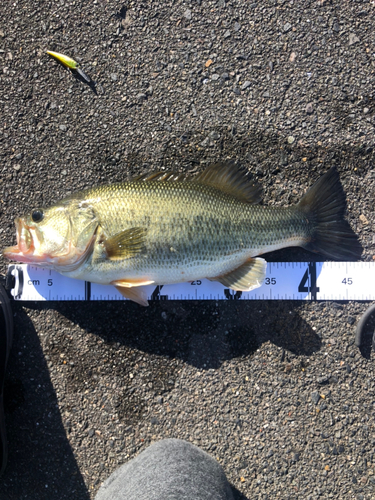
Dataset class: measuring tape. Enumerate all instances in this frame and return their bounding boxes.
[5,262,375,301]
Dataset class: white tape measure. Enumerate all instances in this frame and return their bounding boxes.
[6,262,375,301]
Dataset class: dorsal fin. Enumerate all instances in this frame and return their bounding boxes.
[194,161,262,204]
[132,171,187,182]
[131,161,262,204]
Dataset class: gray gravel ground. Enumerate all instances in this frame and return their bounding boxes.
[1,0,375,499]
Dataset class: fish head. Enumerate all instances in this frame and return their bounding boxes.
[3,201,98,271]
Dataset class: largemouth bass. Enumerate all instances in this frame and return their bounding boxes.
[3,162,361,305]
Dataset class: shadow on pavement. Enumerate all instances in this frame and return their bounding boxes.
[51,295,321,371]
[0,304,90,500]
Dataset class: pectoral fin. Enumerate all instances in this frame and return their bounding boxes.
[209,257,267,291]
[104,227,147,261]
[114,284,150,306]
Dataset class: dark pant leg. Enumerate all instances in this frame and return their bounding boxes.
[95,438,234,500]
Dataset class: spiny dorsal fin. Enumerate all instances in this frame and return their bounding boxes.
[132,171,187,182]
[132,161,261,204]
[194,161,262,204]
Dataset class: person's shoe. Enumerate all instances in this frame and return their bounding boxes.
[0,283,13,477]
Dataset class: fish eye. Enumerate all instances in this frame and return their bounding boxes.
[31,209,44,223]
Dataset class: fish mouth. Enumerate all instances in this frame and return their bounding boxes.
[3,218,47,264]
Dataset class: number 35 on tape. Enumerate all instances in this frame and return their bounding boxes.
[7,262,375,302]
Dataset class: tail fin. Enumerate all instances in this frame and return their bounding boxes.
[298,167,362,260]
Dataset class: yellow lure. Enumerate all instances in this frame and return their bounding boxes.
[46,51,79,69]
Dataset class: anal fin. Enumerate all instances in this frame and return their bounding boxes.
[209,257,267,291]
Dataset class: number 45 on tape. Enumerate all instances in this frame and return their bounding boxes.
[6,262,375,302]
